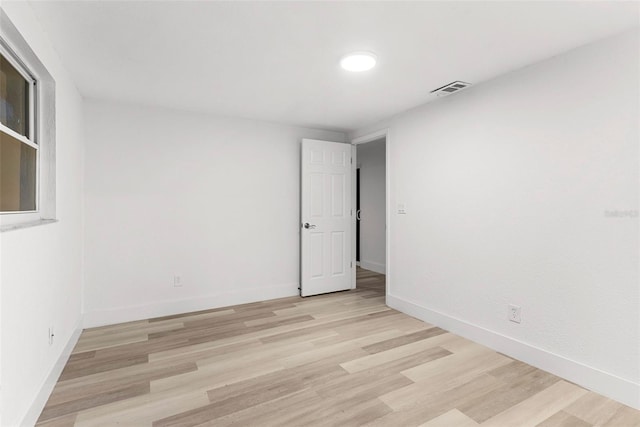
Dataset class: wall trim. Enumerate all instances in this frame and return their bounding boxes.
[386,294,640,410]
[360,260,386,275]
[21,321,83,427]
[83,283,299,328]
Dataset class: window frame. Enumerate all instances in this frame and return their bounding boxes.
[0,39,39,217]
[0,8,56,232]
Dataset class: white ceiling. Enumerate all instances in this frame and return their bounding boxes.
[27,1,639,132]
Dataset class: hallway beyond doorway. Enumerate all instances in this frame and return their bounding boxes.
[356,266,385,295]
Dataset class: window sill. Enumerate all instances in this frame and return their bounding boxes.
[1,218,58,233]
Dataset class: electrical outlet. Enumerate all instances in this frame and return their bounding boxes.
[48,327,54,345]
[173,275,182,287]
[508,304,522,323]
[397,203,407,214]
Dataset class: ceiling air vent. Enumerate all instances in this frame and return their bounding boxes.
[431,81,472,97]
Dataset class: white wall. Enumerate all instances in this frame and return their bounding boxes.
[83,100,346,327]
[357,138,386,274]
[0,3,85,426]
[370,29,639,408]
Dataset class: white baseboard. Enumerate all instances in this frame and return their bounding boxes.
[360,260,386,275]
[386,294,640,410]
[21,321,83,427]
[83,283,300,328]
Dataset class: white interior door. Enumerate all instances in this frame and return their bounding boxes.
[301,139,352,297]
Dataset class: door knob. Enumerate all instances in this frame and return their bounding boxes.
[303,223,316,229]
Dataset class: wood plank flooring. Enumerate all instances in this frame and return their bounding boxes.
[36,268,640,426]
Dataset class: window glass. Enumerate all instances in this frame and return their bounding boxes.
[0,130,36,212]
[0,54,29,138]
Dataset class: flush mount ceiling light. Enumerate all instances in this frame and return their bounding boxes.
[340,52,377,72]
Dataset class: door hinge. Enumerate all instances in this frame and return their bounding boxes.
[351,157,353,164]
[351,261,353,268]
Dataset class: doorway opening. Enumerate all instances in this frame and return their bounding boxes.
[353,135,387,295]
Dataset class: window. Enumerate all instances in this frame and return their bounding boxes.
[0,9,56,231]
[1,45,37,213]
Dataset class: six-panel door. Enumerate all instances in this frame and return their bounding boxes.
[300,139,352,297]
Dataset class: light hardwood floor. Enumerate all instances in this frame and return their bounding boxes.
[36,268,640,426]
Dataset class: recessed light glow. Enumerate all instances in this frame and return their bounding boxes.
[340,52,377,72]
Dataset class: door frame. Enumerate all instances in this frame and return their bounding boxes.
[356,167,360,265]
[350,129,390,297]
